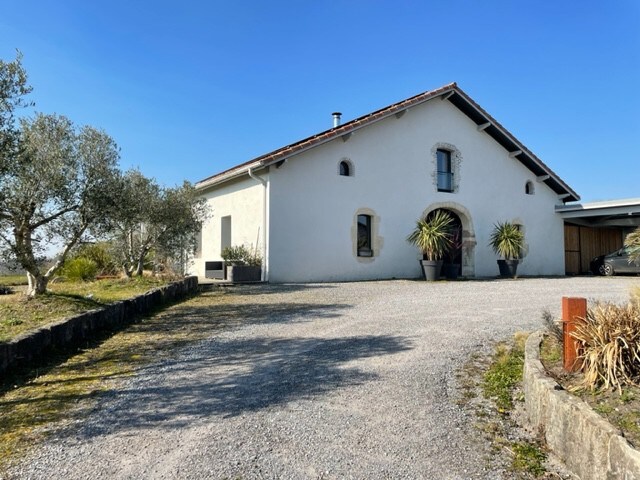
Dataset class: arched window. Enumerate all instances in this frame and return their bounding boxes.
[339,160,351,177]
[525,181,535,195]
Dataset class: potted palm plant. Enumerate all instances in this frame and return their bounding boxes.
[489,221,524,278]
[407,210,454,281]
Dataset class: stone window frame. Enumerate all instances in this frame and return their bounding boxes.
[351,208,382,263]
[431,143,462,193]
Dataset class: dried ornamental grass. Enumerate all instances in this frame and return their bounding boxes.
[571,302,640,392]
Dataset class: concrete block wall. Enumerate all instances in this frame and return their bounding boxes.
[524,331,640,479]
[0,276,198,378]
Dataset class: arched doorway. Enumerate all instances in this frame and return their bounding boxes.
[422,203,476,277]
[425,209,462,277]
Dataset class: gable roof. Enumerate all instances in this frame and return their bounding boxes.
[196,83,579,202]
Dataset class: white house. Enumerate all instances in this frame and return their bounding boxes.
[191,83,580,282]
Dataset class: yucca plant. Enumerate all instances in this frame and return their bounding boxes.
[406,210,454,261]
[571,301,640,393]
[489,221,524,260]
[625,227,640,264]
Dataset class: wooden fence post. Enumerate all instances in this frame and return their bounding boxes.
[562,296,587,372]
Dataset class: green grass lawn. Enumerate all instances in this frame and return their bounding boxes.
[0,275,28,286]
[0,276,173,342]
[0,287,225,474]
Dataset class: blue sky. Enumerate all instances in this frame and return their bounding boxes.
[1,1,638,202]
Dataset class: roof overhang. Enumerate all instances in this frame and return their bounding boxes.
[196,84,580,202]
[557,198,640,228]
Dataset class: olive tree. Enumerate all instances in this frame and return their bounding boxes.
[109,170,207,276]
[0,53,33,206]
[0,113,121,295]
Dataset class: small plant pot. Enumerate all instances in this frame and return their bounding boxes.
[420,260,443,281]
[497,259,519,278]
[442,263,460,280]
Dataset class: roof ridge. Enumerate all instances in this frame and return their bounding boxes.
[195,82,579,202]
[196,83,458,188]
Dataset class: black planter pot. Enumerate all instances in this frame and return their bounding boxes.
[442,263,460,280]
[227,265,262,283]
[497,259,519,278]
[420,260,443,281]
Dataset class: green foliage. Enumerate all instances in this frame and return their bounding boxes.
[625,227,640,264]
[61,258,98,281]
[489,221,525,260]
[406,210,454,261]
[0,54,122,296]
[511,441,546,476]
[71,242,118,275]
[108,171,209,277]
[221,245,262,267]
[0,52,33,178]
[572,301,640,392]
[483,336,525,411]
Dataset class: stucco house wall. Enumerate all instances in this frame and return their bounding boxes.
[267,97,565,282]
[192,176,266,278]
[192,83,574,282]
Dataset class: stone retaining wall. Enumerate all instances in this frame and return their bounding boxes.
[0,276,198,377]
[524,331,640,480]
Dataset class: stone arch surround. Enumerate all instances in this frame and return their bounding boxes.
[422,202,476,277]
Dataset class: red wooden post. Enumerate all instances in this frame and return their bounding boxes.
[562,297,587,372]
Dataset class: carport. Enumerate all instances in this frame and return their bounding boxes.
[557,198,640,274]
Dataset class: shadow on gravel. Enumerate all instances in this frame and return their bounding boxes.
[208,283,339,296]
[75,334,413,437]
[168,298,349,330]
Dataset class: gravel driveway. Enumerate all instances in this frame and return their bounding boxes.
[9,277,638,479]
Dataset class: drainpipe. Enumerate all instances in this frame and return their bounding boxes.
[248,167,268,281]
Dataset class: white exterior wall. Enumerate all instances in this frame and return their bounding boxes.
[266,98,565,282]
[191,175,266,278]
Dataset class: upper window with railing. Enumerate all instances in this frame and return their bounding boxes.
[436,149,453,192]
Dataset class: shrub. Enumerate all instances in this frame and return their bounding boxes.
[61,258,98,281]
[572,301,640,392]
[72,242,118,275]
[221,245,262,267]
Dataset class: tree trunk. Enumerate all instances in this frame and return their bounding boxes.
[135,256,145,276]
[26,272,48,297]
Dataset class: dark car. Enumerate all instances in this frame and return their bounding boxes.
[590,247,640,276]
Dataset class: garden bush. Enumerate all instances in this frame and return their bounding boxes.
[221,245,262,267]
[61,257,98,281]
[572,301,640,392]
[72,242,118,275]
